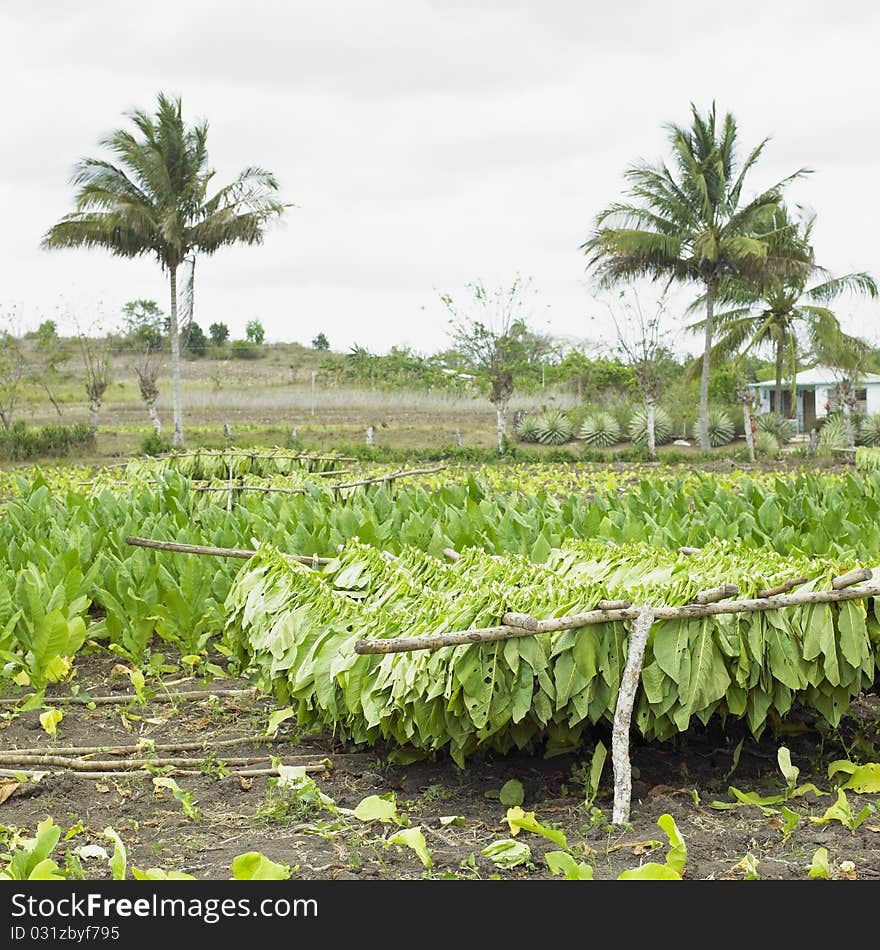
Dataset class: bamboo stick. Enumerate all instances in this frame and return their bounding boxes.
[125,536,332,566]
[0,736,292,757]
[353,581,880,655]
[612,607,654,825]
[501,613,539,632]
[832,567,872,589]
[0,754,313,771]
[756,576,808,598]
[692,583,739,605]
[330,465,447,490]
[151,452,356,463]
[0,687,257,707]
[0,764,328,780]
[191,484,308,495]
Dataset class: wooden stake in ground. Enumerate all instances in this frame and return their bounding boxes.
[611,606,654,826]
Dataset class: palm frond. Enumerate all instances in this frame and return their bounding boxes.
[807,272,878,303]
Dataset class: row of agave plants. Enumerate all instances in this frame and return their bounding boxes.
[516,406,880,453]
[515,406,737,448]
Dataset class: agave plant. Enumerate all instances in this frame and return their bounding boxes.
[578,412,621,447]
[753,429,780,457]
[819,414,849,451]
[691,409,735,448]
[515,414,541,443]
[755,413,795,444]
[534,410,575,445]
[628,406,673,446]
[858,413,880,447]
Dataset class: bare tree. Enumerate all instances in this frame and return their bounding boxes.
[78,327,112,436]
[131,343,163,435]
[442,276,553,453]
[736,385,757,463]
[0,309,25,430]
[30,319,71,418]
[607,291,672,459]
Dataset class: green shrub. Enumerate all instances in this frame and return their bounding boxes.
[691,408,735,447]
[0,422,95,461]
[515,415,541,443]
[755,413,795,444]
[534,410,575,445]
[858,413,880,446]
[753,429,780,457]
[819,414,850,451]
[578,411,621,447]
[628,406,673,446]
[230,340,262,360]
[140,431,171,456]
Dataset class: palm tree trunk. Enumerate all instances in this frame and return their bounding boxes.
[698,279,716,451]
[169,264,184,447]
[774,340,785,428]
[645,399,656,459]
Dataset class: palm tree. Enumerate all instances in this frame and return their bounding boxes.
[42,93,287,446]
[583,102,811,449]
[690,207,877,426]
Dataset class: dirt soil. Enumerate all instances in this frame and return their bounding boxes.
[2,652,879,882]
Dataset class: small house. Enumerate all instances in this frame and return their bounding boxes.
[747,366,880,433]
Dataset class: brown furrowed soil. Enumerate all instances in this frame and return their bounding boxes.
[2,652,878,882]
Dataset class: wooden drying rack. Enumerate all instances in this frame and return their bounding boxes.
[125,535,880,825]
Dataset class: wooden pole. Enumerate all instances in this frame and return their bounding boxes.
[501,613,539,632]
[612,606,654,825]
[692,583,739,605]
[354,580,880,655]
[756,576,808,598]
[832,567,873,589]
[125,535,332,566]
[330,465,447,490]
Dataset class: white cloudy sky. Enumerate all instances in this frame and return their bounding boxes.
[2,1,878,356]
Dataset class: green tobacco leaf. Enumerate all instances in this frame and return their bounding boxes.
[351,794,399,823]
[132,867,197,880]
[480,838,532,869]
[386,827,432,869]
[808,847,831,879]
[586,741,607,806]
[545,851,593,880]
[828,759,880,793]
[618,862,682,880]
[103,827,127,881]
[657,813,687,876]
[780,806,800,839]
[809,789,875,831]
[499,779,525,807]
[231,852,292,880]
[777,746,799,792]
[265,706,296,737]
[504,807,567,848]
[712,786,785,815]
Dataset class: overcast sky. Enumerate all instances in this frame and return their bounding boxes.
[3,1,879,357]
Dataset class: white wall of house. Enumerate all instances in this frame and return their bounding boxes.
[867,386,880,416]
[815,385,830,419]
